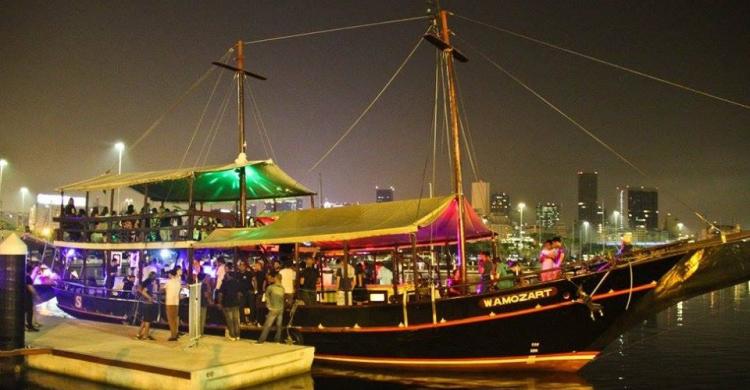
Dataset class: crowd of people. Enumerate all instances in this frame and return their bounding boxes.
[60,198,225,243]
[128,254,321,343]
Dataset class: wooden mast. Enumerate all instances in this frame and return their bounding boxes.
[437,10,467,291]
[236,40,248,228]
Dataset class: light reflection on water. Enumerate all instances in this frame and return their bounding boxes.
[14,283,750,389]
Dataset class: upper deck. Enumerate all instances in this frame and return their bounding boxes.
[53,209,238,246]
[52,158,315,249]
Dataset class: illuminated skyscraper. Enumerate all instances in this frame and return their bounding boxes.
[536,202,560,229]
[577,171,599,225]
[627,187,659,230]
[490,192,511,217]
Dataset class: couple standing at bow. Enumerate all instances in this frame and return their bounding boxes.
[539,237,565,282]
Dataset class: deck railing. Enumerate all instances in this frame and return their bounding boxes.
[53,210,237,243]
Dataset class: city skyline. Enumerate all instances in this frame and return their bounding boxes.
[1,1,748,230]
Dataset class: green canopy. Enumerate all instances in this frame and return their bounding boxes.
[56,159,315,202]
[196,195,494,250]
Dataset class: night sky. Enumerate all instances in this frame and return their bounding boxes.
[1,1,748,230]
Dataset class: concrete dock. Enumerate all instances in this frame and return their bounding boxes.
[22,317,314,389]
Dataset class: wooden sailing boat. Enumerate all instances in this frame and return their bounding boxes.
[51,10,750,372]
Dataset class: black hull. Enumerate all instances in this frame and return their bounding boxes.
[53,235,750,371]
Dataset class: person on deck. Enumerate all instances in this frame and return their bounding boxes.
[122,274,135,296]
[217,263,241,341]
[299,256,318,305]
[494,258,516,290]
[164,266,182,341]
[237,261,255,325]
[477,251,493,294]
[105,259,118,291]
[25,266,39,332]
[616,233,634,259]
[258,273,285,343]
[198,272,212,336]
[551,237,566,279]
[279,259,297,307]
[446,268,463,297]
[335,259,356,304]
[142,258,159,282]
[64,197,76,216]
[376,262,393,285]
[121,204,136,242]
[539,240,557,282]
[136,271,159,340]
[352,261,368,303]
[214,256,227,292]
[159,207,172,241]
[253,260,266,325]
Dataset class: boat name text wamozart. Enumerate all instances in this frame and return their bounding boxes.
[480,287,558,308]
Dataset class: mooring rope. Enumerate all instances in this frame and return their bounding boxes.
[308,27,429,172]
[455,14,750,111]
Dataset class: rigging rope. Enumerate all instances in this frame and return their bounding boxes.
[178,53,230,169]
[462,38,648,177]
[245,16,432,45]
[128,49,231,151]
[307,28,429,172]
[460,37,721,231]
[247,85,278,162]
[200,85,233,166]
[195,80,234,167]
[164,60,228,202]
[247,86,270,159]
[455,14,750,111]
[453,69,480,181]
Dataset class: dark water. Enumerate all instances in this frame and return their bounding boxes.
[8,282,750,389]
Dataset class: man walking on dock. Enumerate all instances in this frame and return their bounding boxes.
[258,273,285,343]
[217,263,241,341]
[136,271,159,340]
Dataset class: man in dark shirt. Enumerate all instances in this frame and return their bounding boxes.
[253,260,266,325]
[136,271,159,340]
[299,256,318,305]
[25,268,39,331]
[237,261,256,325]
[217,263,241,340]
[199,272,212,336]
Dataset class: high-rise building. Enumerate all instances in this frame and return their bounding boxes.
[577,171,599,225]
[490,192,511,217]
[471,181,490,215]
[375,186,394,203]
[536,202,560,230]
[627,187,659,230]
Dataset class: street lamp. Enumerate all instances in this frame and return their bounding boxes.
[20,187,28,210]
[612,211,620,240]
[0,159,7,211]
[114,142,125,211]
[20,187,28,227]
[518,202,526,239]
